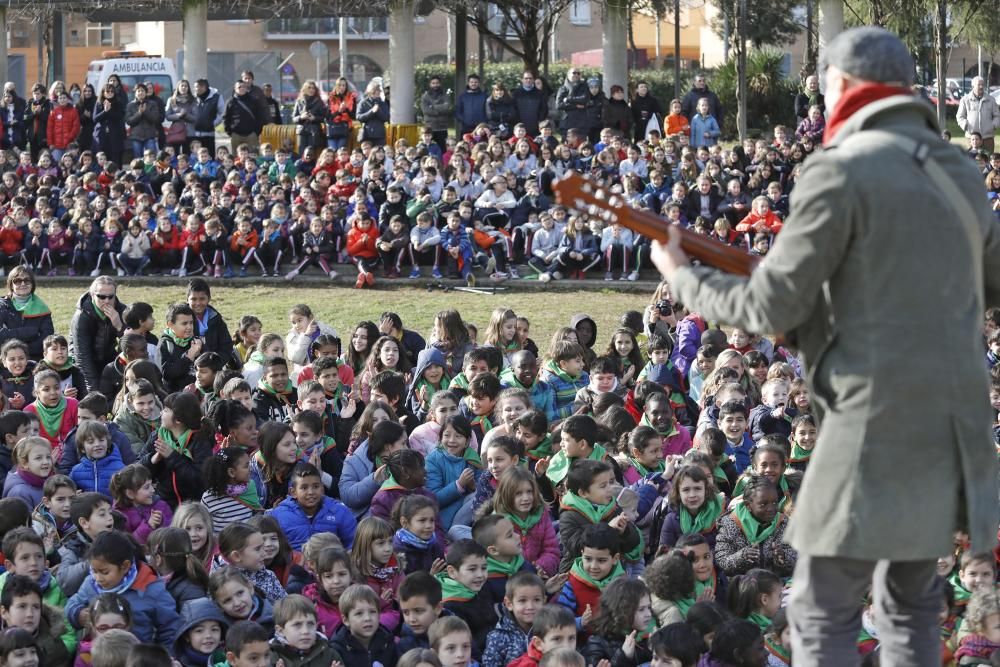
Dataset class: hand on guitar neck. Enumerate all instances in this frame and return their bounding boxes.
[552,171,760,278]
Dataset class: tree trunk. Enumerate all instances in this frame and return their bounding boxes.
[936,0,948,129]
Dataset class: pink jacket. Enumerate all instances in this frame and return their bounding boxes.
[366,557,403,631]
[114,499,173,545]
[302,582,342,637]
[514,508,560,576]
[661,427,692,457]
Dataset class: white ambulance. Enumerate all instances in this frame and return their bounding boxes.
[86,50,178,103]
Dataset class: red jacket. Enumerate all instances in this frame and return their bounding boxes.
[229,228,259,254]
[508,643,543,667]
[736,210,783,235]
[345,221,379,259]
[151,226,182,252]
[179,227,205,254]
[0,227,23,256]
[46,104,81,150]
[328,91,357,126]
[566,570,602,617]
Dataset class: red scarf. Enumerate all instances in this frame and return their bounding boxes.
[823,83,913,145]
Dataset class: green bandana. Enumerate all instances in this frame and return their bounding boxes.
[713,465,729,485]
[627,456,665,478]
[527,434,554,461]
[162,327,192,348]
[40,357,76,373]
[92,301,108,320]
[380,473,405,491]
[765,637,791,664]
[543,359,580,383]
[733,475,790,510]
[235,480,262,510]
[790,441,813,462]
[157,426,193,459]
[559,489,616,524]
[414,377,449,406]
[569,556,624,590]
[435,572,476,602]
[438,445,483,469]
[546,443,606,485]
[487,554,525,577]
[695,573,716,600]
[32,398,66,440]
[732,502,782,545]
[679,493,724,536]
[748,612,772,632]
[506,507,543,533]
[674,595,696,618]
[470,414,493,435]
[949,571,972,605]
[11,294,50,318]
[249,350,266,366]
[499,368,534,392]
[258,378,294,402]
[640,412,679,438]
[449,374,469,391]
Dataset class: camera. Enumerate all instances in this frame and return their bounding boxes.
[656,299,673,316]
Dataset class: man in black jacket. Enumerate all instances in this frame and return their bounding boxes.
[186,278,236,369]
[69,277,127,392]
[681,74,723,133]
[555,68,589,139]
[224,80,260,151]
[684,175,723,223]
[193,79,224,154]
[512,71,548,137]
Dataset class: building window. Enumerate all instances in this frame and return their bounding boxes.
[569,0,591,25]
[86,22,113,47]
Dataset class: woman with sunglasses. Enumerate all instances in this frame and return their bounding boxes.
[0,266,54,360]
[69,276,127,392]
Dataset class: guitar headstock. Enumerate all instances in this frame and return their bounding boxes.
[552,172,627,224]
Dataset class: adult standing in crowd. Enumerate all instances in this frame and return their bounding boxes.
[602,84,631,138]
[630,80,662,142]
[46,90,80,161]
[681,73,723,133]
[455,74,487,136]
[126,83,163,158]
[293,80,328,152]
[795,74,826,120]
[241,70,271,132]
[485,82,518,139]
[356,80,389,147]
[75,83,97,153]
[0,267,54,360]
[512,70,548,137]
[225,79,262,151]
[957,76,1000,152]
[23,83,51,160]
[653,27,1000,667]
[262,83,283,125]
[327,77,356,150]
[1,87,26,150]
[556,67,589,140]
[584,77,607,144]
[165,79,197,156]
[419,75,453,151]
[193,78,225,155]
[93,83,126,165]
[70,276,127,392]
[106,73,128,108]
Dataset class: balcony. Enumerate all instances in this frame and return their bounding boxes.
[264,17,388,40]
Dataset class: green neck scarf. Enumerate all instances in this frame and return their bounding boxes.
[438,444,483,469]
[546,443,606,485]
[162,327,192,348]
[569,556,624,590]
[748,612,772,633]
[11,294,50,318]
[487,554,525,577]
[248,350,266,366]
[449,374,469,390]
[949,571,972,604]
[157,426,193,459]
[258,378,294,402]
[674,595,696,618]
[33,398,66,439]
[790,441,813,462]
[695,573,716,600]
[499,368,534,392]
[92,301,108,321]
[470,413,493,435]
[765,637,791,664]
[42,357,76,373]
[380,473,406,492]
[560,489,616,524]
[435,572,476,602]
[640,412,679,438]
[505,507,543,532]
[544,359,580,383]
[679,493,724,535]
[627,456,665,477]
[712,465,729,485]
[732,502,782,545]
[527,434,554,461]
[234,480,262,510]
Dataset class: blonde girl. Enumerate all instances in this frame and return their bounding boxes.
[213,522,286,603]
[491,466,559,577]
[4,436,53,510]
[171,501,218,570]
[349,517,402,632]
[711,349,761,406]
[483,307,520,368]
[242,333,285,389]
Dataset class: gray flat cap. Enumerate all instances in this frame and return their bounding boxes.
[821,27,914,86]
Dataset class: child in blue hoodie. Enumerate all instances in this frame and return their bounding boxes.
[407,347,452,422]
[68,420,125,497]
[265,462,357,551]
[440,212,475,283]
[426,415,483,530]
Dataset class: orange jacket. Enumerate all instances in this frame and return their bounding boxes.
[229,228,259,253]
[345,221,379,259]
[665,112,690,137]
[736,210,783,235]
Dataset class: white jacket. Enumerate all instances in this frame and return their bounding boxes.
[957,91,1000,137]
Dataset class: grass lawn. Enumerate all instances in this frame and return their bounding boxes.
[36,281,653,352]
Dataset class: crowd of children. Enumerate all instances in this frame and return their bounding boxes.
[0,291,991,667]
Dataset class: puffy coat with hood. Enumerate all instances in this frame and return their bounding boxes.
[116,497,173,545]
[570,313,598,366]
[405,347,449,420]
[46,103,80,149]
[330,623,398,667]
[271,634,343,667]
[0,294,56,359]
[266,494,357,550]
[173,598,228,666]
[339,440,380,517]
[113,398,162,455]
[425,446,482,529]
[355,95,389,142]
[69,291,126,392]
[66,561,180,644]
[345,220,379,259]
[3,467,47,510]
[69,444,125,495]
[302,582,343,637]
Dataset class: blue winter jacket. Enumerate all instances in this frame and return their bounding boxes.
[439,226,474,259]
[455,88,488,132]
[425,446,482,529]
[58,422,136,475]
[557,230,599,260]
[66,562,180,645]
[339,440,379,519]
[690,113,721,147]
[69,445,125,496]
[499,368,558,424]
[266,494,358,550]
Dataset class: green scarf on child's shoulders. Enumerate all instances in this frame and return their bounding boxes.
[487,554,525,578]
[546,443,606,484]
[559,489,616,524]
[569,556,624,589]
[435,572,477,602]
[731,502,784,545]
